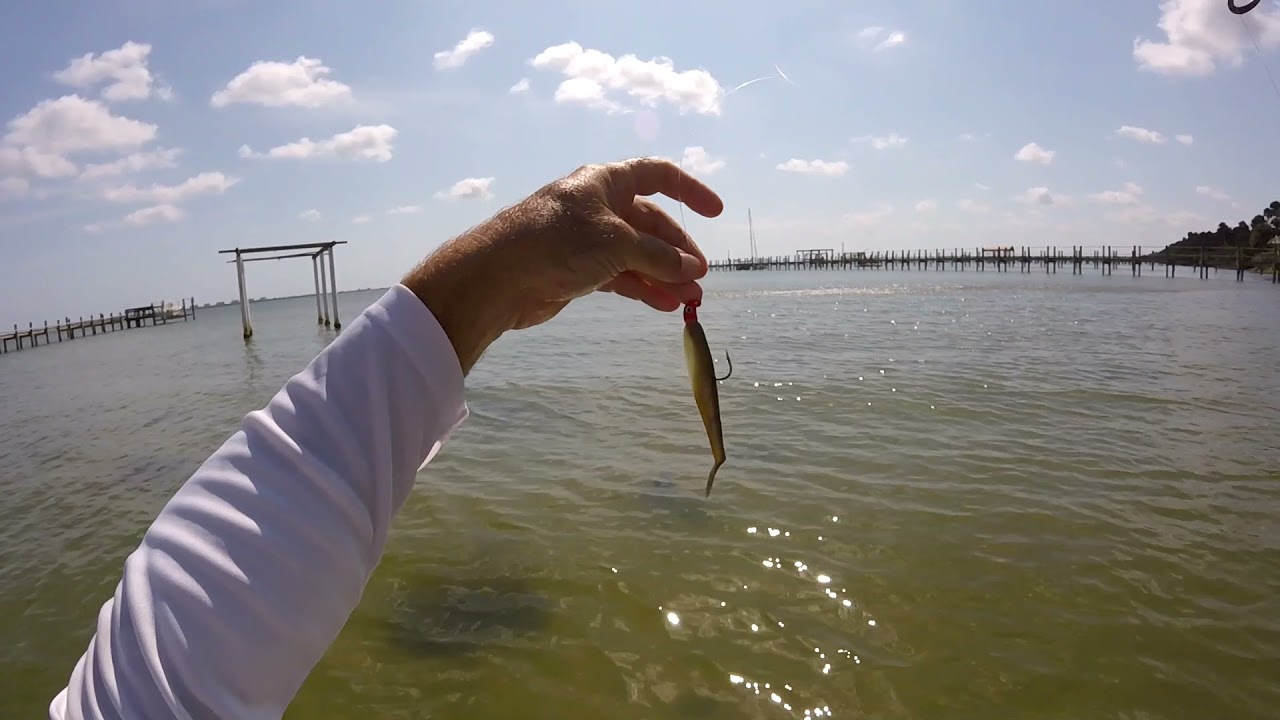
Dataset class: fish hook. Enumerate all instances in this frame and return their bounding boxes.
[716,350,733,382]
[1228,0,1260,14]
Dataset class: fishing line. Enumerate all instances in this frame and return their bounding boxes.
[1229,0,1280,105]
[674,65,797,237]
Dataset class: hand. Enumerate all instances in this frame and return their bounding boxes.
[403,157,724,373]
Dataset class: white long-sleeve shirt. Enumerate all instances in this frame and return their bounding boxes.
[49,283,470,720]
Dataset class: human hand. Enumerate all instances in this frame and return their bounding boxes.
[403,157,724,373]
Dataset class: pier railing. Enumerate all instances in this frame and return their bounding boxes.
[1,298,196,355]
[710,244,1280,283]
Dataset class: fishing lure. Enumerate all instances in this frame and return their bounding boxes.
[682,299,732,496]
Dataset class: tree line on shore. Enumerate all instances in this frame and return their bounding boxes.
[1156,199,1279,268]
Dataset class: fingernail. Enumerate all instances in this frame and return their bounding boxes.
[679,252,705,279]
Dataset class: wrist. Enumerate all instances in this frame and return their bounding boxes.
[402,229,518,375]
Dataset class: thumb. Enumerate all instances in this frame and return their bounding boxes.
[605,216,705,284]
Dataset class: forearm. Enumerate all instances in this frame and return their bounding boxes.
[49,284,468,720]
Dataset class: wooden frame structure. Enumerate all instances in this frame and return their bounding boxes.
[217,241,348,339]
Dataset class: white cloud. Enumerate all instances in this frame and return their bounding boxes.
[1014,142,1055,165]
[776,158,849,176]
[529,42,724,115]
[856,26,907,53]
[956,198,991,214]
[53,41,172,102]
[957,132,982,143]
[352,215,372,224]
[841,203,893,226]
[387,204,421,215]
[914,199,937,213]
[852,132,907,149]
[1017,186,1069,206]
[1090,182,1145,205]
[1195,184,1231,202]
[680,146,725,175]
[1115,125,1166,144]
[124,204,183,226]
[0,145,78,179]
[973,182,991,192]
[103,171,239,205]
[77,147,182,182]
[434,30,495,70]
[510,78,530,94]
[435,176,494,200]
[211,57,353,108]
[1134,0,1280,76]
[299,209,322,222]
[1176,134,1194,145]
[239,124,398,162]
[4,95,156,158]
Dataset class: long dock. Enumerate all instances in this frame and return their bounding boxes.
[1,298,196,355]
[710,244,1280,283]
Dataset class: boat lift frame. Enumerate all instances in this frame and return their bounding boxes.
[217,241,348,339]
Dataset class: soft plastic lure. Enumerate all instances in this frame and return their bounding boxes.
[682,299,732,496]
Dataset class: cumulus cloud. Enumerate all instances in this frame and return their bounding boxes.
[856,26,907,53]
[53,41,172,102]
[4,95,156,158]
[1176,134,1195,145]
[1115,125,1166,144]
[1014,142,1055,165]
[211,57,353,108]
[239,124,398,162]
[1017,186,1069,206]
[77,147,183,182]
[529,42,724,115]
[680,146,726,175]
[387,204,421,215]
[299,209,322,221]
[434,30,495,70]
[852,132,907,149]
[435,177,494,200]
[102,171,239,205]
[1195,184,1231,202]
[124,204,183,226]
[1089,182,1145,205]
[1134,0,1280,76]
[776,158,849,176]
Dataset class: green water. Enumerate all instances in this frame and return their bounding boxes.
[2,270,1277,718]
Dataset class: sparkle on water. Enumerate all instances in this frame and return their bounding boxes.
[0,269,1277,719]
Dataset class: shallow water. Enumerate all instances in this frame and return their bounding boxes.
[2,269,1278,719]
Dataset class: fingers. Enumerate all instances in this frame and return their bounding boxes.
[602,215,704,284]
[603,271,703,311]
[605,157,724,220]
[622,198,707,268]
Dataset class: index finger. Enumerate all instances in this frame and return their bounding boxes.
[606,157,724,219]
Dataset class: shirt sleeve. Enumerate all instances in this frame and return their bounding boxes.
[47,283,470,720]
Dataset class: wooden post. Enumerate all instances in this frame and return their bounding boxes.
[327,245,341,330]
[312,254,324,325]
[235,250,253,339]
[318,251,331,327]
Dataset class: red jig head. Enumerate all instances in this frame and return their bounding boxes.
[683,299,700,325]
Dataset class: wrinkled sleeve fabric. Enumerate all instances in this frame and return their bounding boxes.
[48,283,470,720]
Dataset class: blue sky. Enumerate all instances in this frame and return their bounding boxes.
[1,0,1278,324]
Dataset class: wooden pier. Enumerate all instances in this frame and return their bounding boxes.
[709,244,1280,283]
[1,298,196,355]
